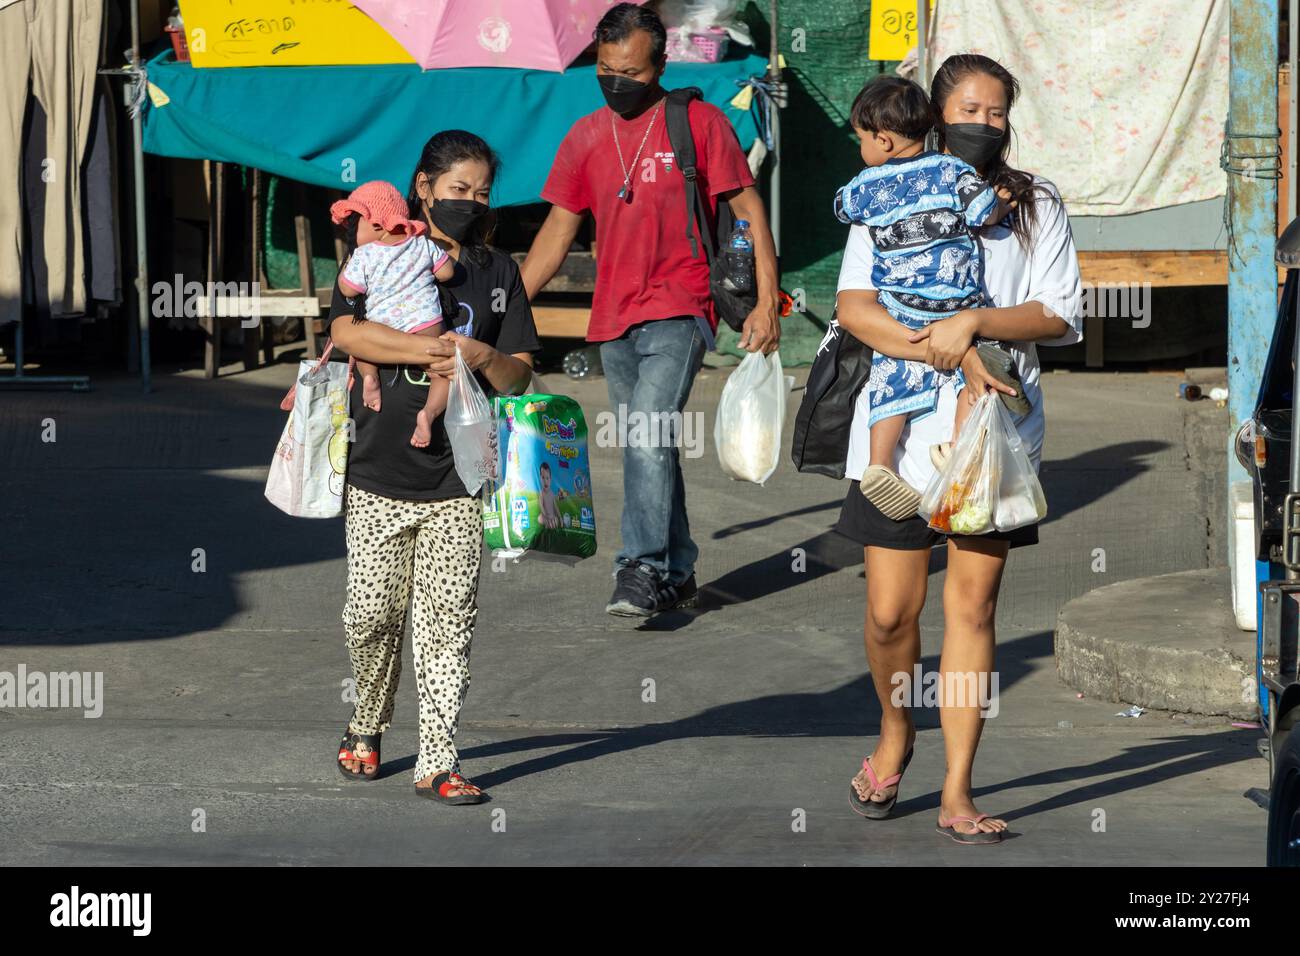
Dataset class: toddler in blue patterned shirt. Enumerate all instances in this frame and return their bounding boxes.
[834,76,1016,520]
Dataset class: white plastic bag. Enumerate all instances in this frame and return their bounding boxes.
[265,349,351,518]
[990,397,1048,530]
[658,0,754,44]
[444,345,499,495]
[918,392,1047,534]
[715,350,785,485]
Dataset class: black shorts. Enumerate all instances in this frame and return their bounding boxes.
[835,480,1039,551]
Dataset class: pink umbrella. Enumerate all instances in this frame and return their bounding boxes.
[352,0,645,72]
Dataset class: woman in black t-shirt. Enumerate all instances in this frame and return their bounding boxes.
[327,131,540,803]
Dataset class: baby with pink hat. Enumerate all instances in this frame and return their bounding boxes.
[331,180,455,448]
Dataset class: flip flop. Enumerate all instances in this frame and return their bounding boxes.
[930,442,952,471]
[336,729,381,782]
[849,746,914,819]
[936,813,1004,845]
[415,770,487,805]
[860,465,921,521]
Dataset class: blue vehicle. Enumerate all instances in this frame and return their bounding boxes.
[1239,218,1300,866]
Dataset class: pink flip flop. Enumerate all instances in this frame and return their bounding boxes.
[936,813,1003,845]
[848,747,913,819]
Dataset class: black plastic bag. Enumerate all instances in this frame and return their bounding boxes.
[790,315,873,479]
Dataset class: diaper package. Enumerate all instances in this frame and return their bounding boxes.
[482,393,597,560]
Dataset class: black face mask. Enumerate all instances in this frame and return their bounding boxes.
[428,198,489,242]
[598,74,656,116]
[943,123,1006,169]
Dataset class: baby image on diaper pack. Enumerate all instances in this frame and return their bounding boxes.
[482,392,597,560]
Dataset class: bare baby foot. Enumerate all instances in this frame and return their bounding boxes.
[410,409,433,448]
[362,374,382,412]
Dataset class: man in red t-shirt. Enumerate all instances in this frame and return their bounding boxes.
[522,3,780,619]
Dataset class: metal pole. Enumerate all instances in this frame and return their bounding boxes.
[130,1,151,393]
[1290,0,1297,224]
[767,0,781,256]
[917,0,928,88]
[1227,0,1280,523]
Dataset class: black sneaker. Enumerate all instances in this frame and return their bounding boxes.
[606,564,661,617]
[656,574,699,611]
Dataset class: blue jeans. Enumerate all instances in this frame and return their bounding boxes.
[599,317,706,586]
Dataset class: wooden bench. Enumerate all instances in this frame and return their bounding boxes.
[512,250,593,339]
[201,163,327,377]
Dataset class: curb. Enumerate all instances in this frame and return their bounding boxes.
[1055,567,1256,719]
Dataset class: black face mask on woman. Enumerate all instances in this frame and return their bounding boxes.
[598,74,656,116]
[428,198,489,242]
[942,122,1006,169]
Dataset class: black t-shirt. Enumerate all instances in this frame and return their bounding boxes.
[322,245,541,501]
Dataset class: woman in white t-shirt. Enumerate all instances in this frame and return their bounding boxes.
[834,54,1083,844]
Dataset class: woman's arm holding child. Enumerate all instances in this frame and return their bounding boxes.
[836,290,932,362]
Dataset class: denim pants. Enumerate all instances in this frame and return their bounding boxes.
[599,317,706,586]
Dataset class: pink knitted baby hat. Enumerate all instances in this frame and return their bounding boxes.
[329,181,427,237]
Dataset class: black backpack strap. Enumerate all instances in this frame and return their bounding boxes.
[665,87,709,261]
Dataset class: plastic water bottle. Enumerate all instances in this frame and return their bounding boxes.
[722,219,754,294]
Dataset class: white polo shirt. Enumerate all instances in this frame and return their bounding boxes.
[838,177,1084,491]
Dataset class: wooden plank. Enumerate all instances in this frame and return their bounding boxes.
[511,250,596,293]
[295,214,319,360]
[1077,250,1227,287]
[1084,314,1104,368]
[203,160,219,379]
[531,304,590,338]
[192,296,320,318]
[203,161,228,378]
[243,169,262,372]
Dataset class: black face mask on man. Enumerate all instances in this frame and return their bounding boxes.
[598,74,656,116]
[427,198,489,242]
[942,123,1006,169]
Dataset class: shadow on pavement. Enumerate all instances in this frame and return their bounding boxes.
[462,629,1062,791]
[1039,440,1169,526]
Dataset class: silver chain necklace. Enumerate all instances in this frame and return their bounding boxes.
[612,101,663,203]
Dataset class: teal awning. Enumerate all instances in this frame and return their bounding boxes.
[141,50,766,207]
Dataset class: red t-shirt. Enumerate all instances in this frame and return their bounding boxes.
[541,97,755,342]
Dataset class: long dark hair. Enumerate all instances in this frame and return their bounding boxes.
[930,53,1049,248]
[406,129,500,268]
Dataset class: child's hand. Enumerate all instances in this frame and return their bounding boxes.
[995,186,1018,209]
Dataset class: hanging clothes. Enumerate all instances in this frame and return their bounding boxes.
[0,0,105,326]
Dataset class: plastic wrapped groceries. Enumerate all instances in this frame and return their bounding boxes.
[918,392,1047,534]
[716,350,785,485]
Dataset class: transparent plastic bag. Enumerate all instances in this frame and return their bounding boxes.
[989,397,1048,530]
[918,392,1047,534]
[715,350,785,485]
[444,345,499,495]
[659,0,754,43]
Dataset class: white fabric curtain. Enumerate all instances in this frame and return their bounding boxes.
[928,0,1230,216]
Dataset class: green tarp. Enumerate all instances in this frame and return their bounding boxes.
[141,49,765,208]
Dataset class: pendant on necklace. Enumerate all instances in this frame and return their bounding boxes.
[617,183,632,202]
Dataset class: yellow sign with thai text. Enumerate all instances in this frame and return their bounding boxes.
[868,0,935,63]
[179,0,414,68]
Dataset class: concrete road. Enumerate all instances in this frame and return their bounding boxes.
[0,355,1265,865]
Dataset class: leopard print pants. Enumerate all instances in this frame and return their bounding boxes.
[342,484,483,780]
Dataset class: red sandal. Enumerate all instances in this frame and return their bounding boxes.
[336,729,381,782]
[415,770,486,805]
